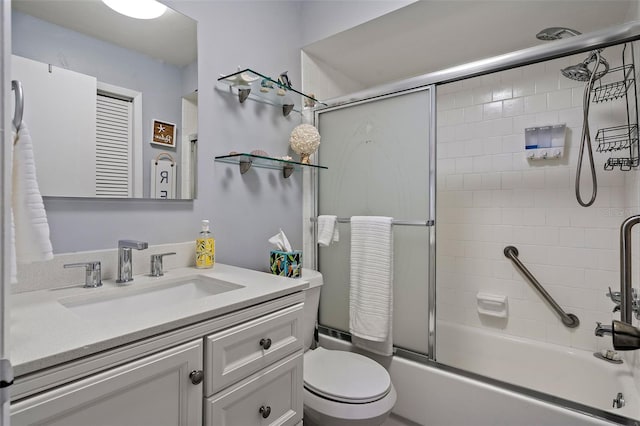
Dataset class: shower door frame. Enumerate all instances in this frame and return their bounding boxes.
[311,86,436,358]
[309,20,640,364]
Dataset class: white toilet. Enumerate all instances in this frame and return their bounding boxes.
[301,269,397,426]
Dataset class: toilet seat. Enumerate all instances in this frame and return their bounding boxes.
[304,348,392,404]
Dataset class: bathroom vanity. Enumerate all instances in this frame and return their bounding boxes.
[9,264,307,426]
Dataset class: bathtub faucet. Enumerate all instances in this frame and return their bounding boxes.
[595,215,640,350]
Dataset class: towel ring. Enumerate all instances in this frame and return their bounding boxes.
[154,152,175,166]
[12,80,24,137]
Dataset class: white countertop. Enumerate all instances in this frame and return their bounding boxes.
[10,264,309,376]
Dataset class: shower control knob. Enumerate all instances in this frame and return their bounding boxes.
[553,149,562,158]
[259,405,272,418]
[259,338,272,350]
[541,150,548,159]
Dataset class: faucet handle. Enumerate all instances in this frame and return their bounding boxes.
[64,261,102,288]
[150,252,176,277]
[607,287,622,304]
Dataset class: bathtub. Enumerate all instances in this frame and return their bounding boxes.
[319,322,640,425]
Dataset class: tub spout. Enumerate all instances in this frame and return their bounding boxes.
[612,320,640,351]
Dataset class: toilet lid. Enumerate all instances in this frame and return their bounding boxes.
[304,348,391,404]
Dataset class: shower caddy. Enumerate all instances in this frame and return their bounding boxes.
[594,43,640,171]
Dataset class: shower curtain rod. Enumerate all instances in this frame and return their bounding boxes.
[310,217,434,227]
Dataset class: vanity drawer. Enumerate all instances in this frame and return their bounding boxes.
[204,303,303,396]
[205,352,303,426]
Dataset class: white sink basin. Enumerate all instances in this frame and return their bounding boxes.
[60,275,244,318]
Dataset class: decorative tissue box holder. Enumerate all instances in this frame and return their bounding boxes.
[269,250,302,278]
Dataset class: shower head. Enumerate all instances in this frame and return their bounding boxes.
[536,27,582,41]
[561,51,609,82]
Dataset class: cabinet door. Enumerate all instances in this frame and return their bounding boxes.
[205,352,303,426]
[11,339,203,426]
[205,303,303,396]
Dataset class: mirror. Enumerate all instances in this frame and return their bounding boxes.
[11,0,198,199]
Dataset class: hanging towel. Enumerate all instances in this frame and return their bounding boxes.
[349,216,394,356]
[11,122,53,283]
[317,215,339,246]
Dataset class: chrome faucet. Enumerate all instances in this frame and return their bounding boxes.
[595,215,640,350]
[116,240,148,284]
[619,215,640,324]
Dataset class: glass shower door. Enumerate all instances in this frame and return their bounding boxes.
[315,88,431,355]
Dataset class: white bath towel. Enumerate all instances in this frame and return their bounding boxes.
[317,215,339,246]
[11,122,53,282]
[349,216,394,356]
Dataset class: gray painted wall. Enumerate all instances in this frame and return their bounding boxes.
[28,1,305,274]
[12,11,192,198]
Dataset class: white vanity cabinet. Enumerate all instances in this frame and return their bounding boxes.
[11,339,203,426]
[10,292,305,426]
[204,303,304,425]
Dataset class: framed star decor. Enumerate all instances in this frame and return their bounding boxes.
[151,119,177,148]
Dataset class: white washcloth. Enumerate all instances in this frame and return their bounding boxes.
[11,122,53,283]
[317,215,339,246]
[349,216,393,356]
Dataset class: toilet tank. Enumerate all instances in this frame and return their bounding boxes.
[301,269,323,351]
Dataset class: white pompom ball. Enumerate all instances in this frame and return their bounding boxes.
[289,124,320,163]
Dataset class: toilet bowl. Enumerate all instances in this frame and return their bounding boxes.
[301,269,396,426]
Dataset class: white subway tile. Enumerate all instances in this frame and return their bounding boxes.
[492,189,513,206]
[455,157,474,173]
[438,92,456,110]
[557,107,583,128]
[501,134,522,153]
[438,158,456,174]
[483,137,503,155]
[584,228,616,249]
[483,101,503,120]
[492,154,514,172]
[440,108,465,126]
[544,168,570,189]
[522,207,546,226]
[473,190,493,207]
[502,97,524,117]
[437,125,456,143]
[512,114,538,133]
[454,90,474,108]
[558,227,585,248]
[533,111,559,126]
[512,190,535,207]
[524,94,547,114]
[464,105,483,123]
[492,85,513,102]
[473,156,493,173]
[500,171,522,189]
[482,174,502,190]
[522,169,546,189]
[513,80,535,98]
[472,86,492,104]
[463,173,483,190]
[535,74,559,93]
[445,174,464,190]
[546,208,572,227]
[547,89,573,110]
[454,123,474,141]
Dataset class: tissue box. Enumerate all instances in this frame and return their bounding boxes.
[269,250,302,278]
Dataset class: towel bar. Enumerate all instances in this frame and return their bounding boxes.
[310,217,433,227]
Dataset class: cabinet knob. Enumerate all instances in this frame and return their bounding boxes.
[259,338,272,350]
[189,370,204,385]
[259,405,271,419]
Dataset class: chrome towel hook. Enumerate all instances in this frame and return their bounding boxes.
[11,80,24,136]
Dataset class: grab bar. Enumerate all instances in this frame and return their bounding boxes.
[504,245,580,328]
[12,80,24,134]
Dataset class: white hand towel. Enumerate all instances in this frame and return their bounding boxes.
[12,122,53,279]
[349,216,393,356]
[317,215,339,246]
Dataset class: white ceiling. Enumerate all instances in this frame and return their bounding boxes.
[12,0,197,67]
[303,0,636,89]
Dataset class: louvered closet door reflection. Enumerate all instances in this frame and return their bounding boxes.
[96,94,132,197]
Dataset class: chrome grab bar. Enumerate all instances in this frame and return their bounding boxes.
[504,245,580,328]
[11,80,24,133]
[620,215,640,324]
[310,217,434,227]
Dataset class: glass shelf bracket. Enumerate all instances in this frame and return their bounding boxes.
[217,68,326,116]
[215,153,327,178]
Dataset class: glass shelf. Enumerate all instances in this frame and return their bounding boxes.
[215,153,327,178]
[217,68,326,115]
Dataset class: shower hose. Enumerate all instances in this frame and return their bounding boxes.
[575,51,604,207]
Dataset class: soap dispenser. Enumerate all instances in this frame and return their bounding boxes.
[196,219,215,269]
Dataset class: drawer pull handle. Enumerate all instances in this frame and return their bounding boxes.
[259,338,272,350]
[259,405,272,418]
[189,370,204,385]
